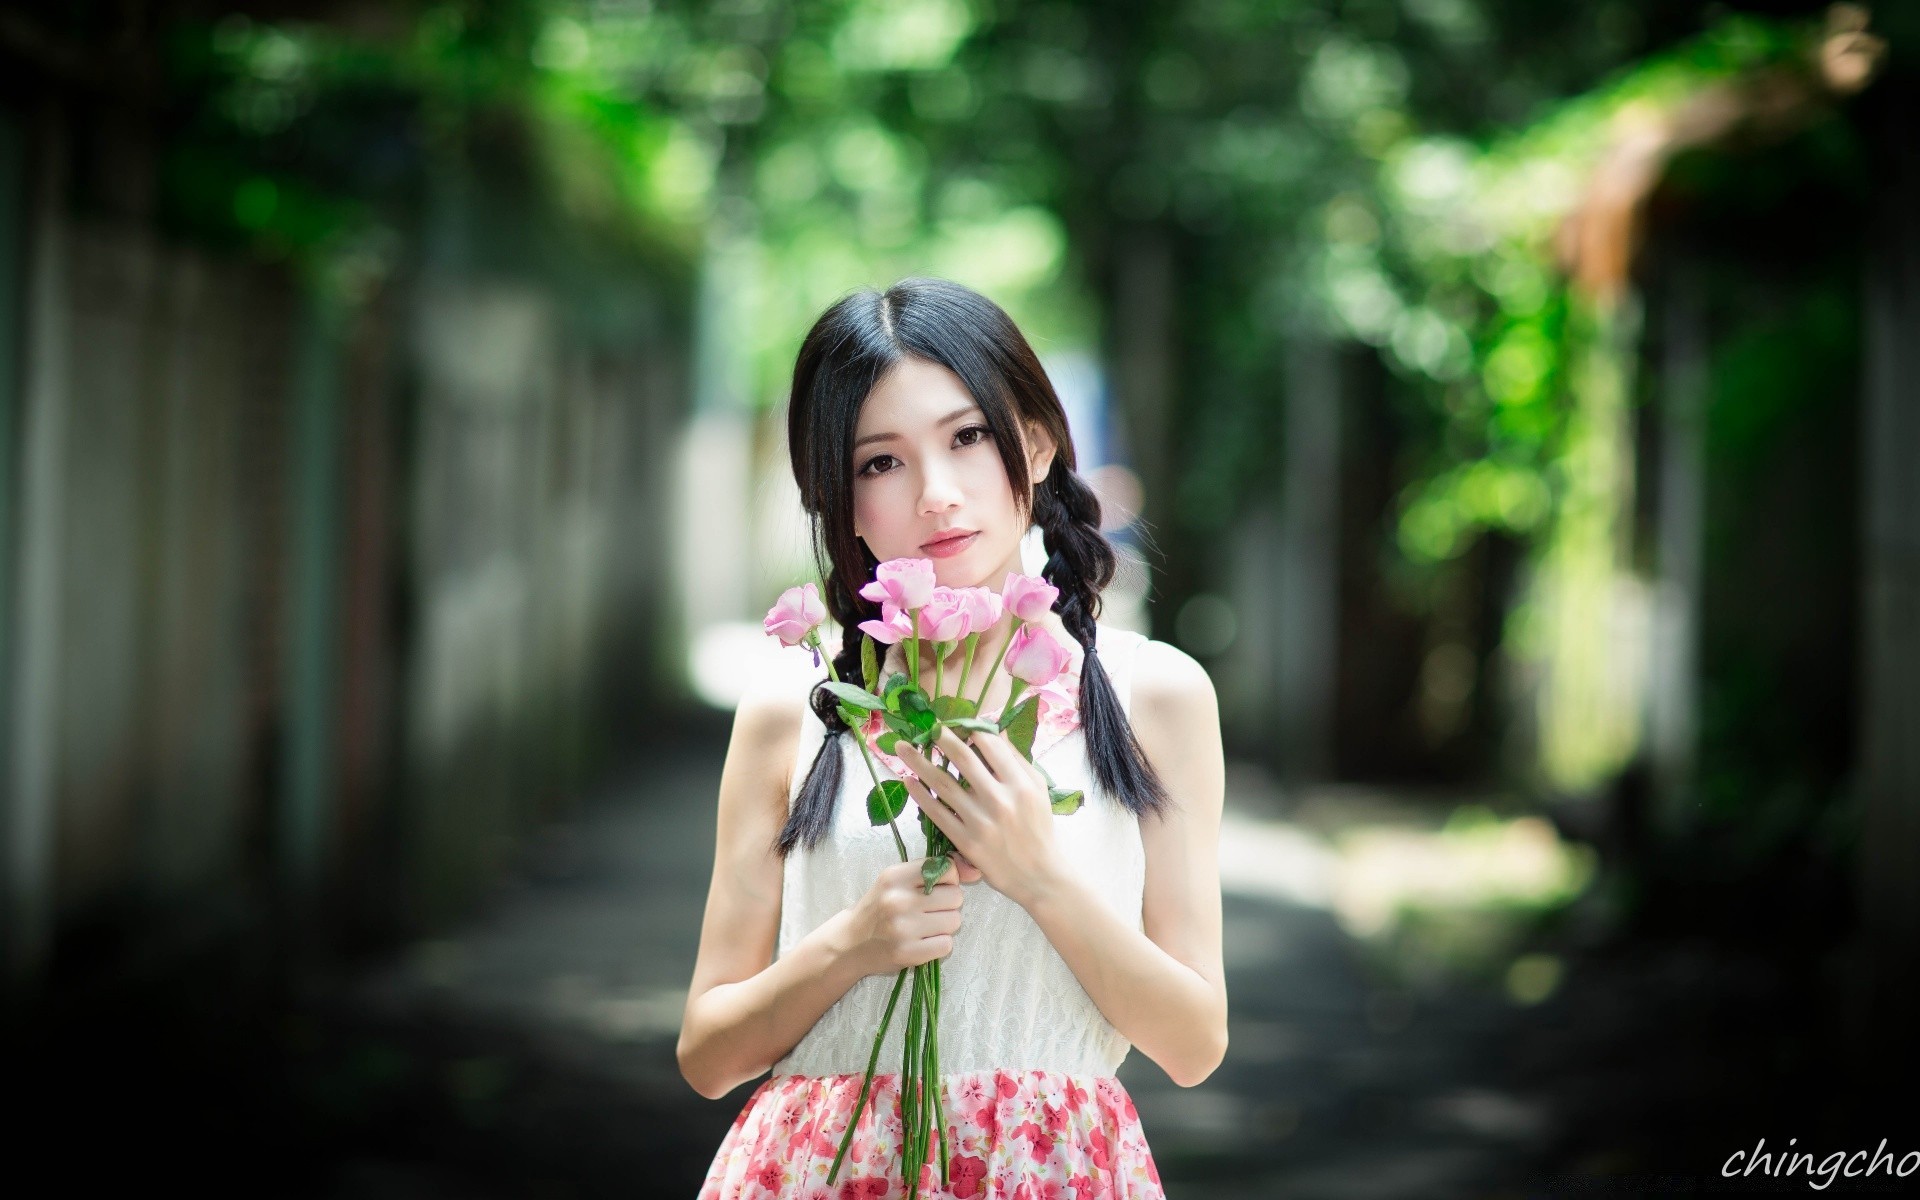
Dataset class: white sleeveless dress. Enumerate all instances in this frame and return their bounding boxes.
[698,623,1167,1199]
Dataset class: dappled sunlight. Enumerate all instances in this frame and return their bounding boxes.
[1221,787,1598,992]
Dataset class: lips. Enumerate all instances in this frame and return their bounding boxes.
[921,529,979,557]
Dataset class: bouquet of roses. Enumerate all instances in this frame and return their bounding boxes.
[763,556,1085,1199]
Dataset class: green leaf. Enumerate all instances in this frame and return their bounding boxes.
[881,673,911,712]
[931,695,977,721]
[1001,696,1039,759]
[1049,786,1085,815]
[898,685,933,717]
[861,634,879,693]
[838,703,869,729]
[822,681,886,711]
[866,780,909,825]
[883,711,920,739]
[876,732,901,754]
[945,717,1000,737]
[920,853,951,893]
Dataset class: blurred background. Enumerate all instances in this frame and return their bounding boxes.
[0,0,1914,1196]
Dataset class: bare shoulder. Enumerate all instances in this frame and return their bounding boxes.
[1130,636,1219,718]
[1127,636,1224,822]
[727,669,817,803]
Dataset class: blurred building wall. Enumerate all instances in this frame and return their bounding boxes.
[0,106,695,989]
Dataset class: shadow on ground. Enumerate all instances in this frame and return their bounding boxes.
[6,736,1908,1198]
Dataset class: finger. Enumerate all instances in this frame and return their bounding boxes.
[920,878,964,909]
[951,851,983,884]
[936,726,1002,785]
[896,741,975,821]
[898,763,964,833]
[968,730,1041,786]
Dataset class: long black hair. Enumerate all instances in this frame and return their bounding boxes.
[775,277,1171,857]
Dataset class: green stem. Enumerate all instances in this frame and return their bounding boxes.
[955,632,979,698]
[971,617,1024,709]
[853,730,911,861]
[909,609,920,687]
[928,958,948,1188]
[902,965,925,1191]
[826,965,908,1184]
[934,641,943,699]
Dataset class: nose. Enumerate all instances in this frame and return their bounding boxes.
[918,459,963,517]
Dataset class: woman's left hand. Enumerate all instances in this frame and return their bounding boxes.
[894,727,1065,909]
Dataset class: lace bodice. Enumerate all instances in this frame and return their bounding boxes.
[770,623,1151,1079]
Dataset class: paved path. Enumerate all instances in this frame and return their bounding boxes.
[295,735,1884,1199]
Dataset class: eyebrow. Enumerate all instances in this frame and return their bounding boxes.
[852,405,981,450]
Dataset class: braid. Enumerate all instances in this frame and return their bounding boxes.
[1033,467,1173,819]
[775,555,879,856]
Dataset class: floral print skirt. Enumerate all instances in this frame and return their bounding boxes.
[698,1067,1165,1199]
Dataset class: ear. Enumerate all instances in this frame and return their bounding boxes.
[1023,419,1057,485]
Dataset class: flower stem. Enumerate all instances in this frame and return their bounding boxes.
[825,965,908,1184]
[928,957,948,1188]
[853,732,910,861]
[956,632,979,698]
[971,616,1024,709]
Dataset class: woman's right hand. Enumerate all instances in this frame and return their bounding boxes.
[841,858,965,977]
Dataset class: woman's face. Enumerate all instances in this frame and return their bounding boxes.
[850,355,1055,591]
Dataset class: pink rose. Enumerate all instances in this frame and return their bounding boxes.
[1005,624,1072,687]
[856,607,914,645]
[763,582,826,647]
[859,557,936,612]
[916,586,970,643]
[1001,572,1059,622]
[956,586,1004,636]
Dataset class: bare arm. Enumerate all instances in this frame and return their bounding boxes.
[676,684,970,1101]
[676,686,864,1101]
[1019,640,1228,1087]
[893,639,1229,1088]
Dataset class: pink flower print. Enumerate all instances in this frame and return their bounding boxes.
[1013,1119,1052,1161]
[1088,1126,1113,1171]
[750,1162,783,1193]
[1041,1099,1070,1136]
[1061,1080,1089,1112]
[859,713,915,782]
[948,1153,989,1199]
[955,1075,992,1110]
[838,1178,889,1200]
[1031,673,1081,745]
[1011,1181,1039,1200]
[995,1071,1021,1099]
[1068,1173,1098,1200]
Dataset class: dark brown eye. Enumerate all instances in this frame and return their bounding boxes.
[956,424,992,447]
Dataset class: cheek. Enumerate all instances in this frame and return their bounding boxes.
[852,482,903,540]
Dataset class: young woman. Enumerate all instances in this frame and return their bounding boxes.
[679,277,1226,1198]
